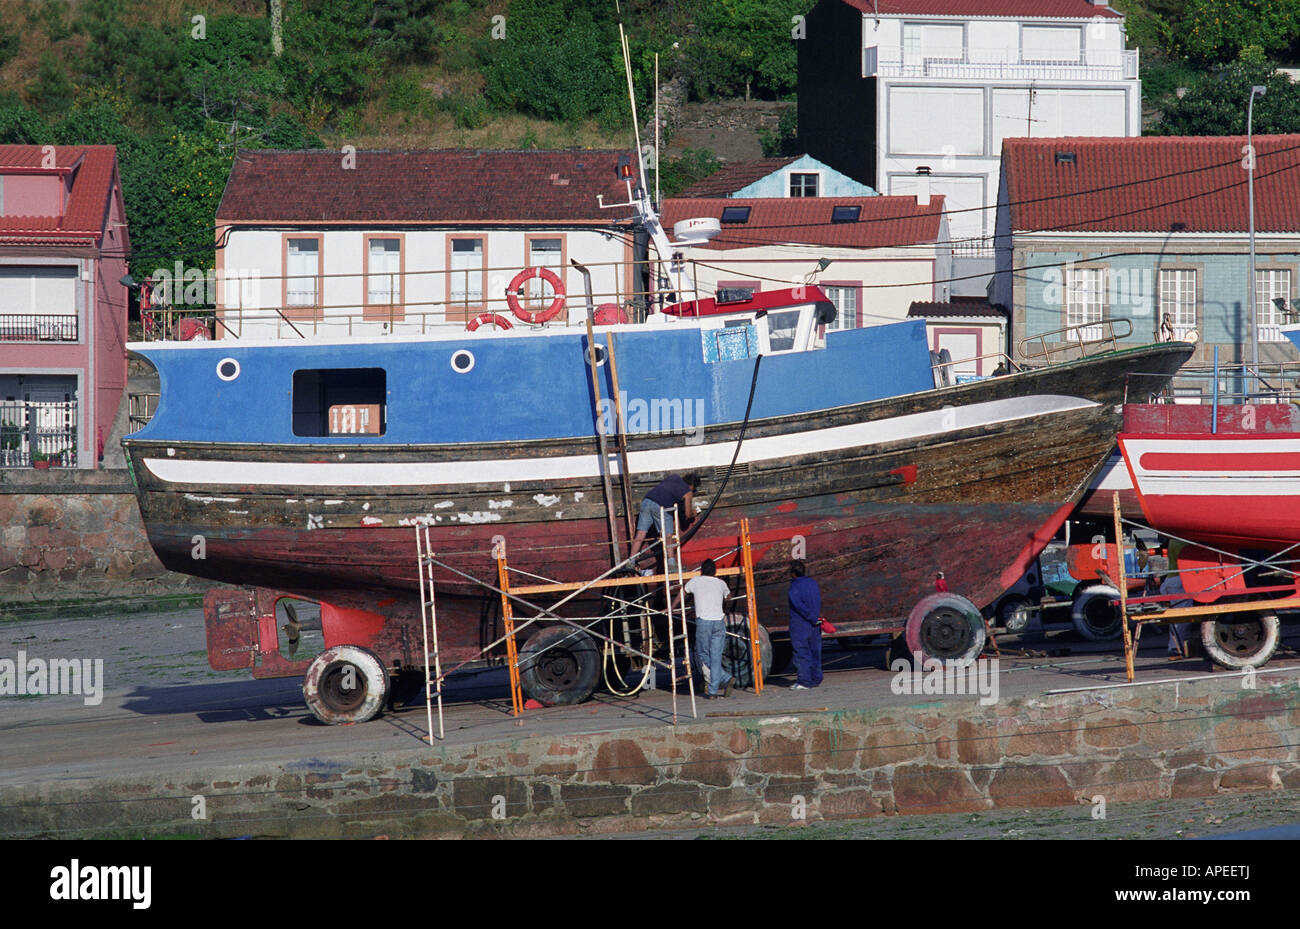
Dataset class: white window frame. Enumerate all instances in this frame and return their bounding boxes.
[450,238,485,309]
[1065,266,1105,341]
[286,237,320,308]
[1256,268,1292,343]
[821,285,859,331]
[366,237,402,307]
[788,172,820,198]
[1159,268,1197,340]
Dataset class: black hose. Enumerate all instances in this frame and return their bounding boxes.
[677,352,763,549]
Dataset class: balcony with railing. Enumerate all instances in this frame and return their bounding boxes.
[0,314,79,342]
[865,46,1139,82]
[0,400,78,468]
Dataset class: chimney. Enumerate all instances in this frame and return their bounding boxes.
[915,166,931,206]
[1089,0,1108,6]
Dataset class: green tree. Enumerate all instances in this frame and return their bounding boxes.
[275,0,380,124]
[657,148,720,197]
[1177,0,1300,65]
[1155,51,1300,135]
[676,0,811,100]
[483,0,622,122]
[124,125,235,279]
[26,53,74,115]
[184,15,283,133]
[0,99,51,144]
[0,13,20,67]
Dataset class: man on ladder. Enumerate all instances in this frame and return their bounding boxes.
[627,473,700,571]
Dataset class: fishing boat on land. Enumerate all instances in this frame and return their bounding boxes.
[123,284,1190,713]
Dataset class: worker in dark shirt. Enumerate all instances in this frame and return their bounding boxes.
[788,559,823,690]
[628,473,700,566]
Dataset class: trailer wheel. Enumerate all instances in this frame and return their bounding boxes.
[1201,612,1279,670]
[997,594,1033,633]
[905,593,985,664]
[519,626,600,706]
[1071,585,1123,641]
[302,645,390,724]
[720,618,773,688]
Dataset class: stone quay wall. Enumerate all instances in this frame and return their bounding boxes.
[0,469,203,605]
[3,673,1296,839]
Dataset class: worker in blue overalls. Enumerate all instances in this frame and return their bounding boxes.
[788,559,823,690]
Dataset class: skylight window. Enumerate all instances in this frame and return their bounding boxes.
[831,205,861,223]
[720,206,751,224]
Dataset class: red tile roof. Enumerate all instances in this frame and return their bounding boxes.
[0,145,119,244]
[660,196,945,249]
[908,296,1007,318]
[840,0,1120,18]
[675,157,800,198]
[216,149,638,224]
[1003,136,1300,234]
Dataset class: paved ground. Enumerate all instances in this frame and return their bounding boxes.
[4,604,1300,792]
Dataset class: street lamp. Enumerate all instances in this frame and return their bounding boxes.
[1248,84,1266,380]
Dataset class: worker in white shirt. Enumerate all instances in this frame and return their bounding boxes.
[684,559,733,699]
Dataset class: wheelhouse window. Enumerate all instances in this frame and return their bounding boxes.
[286,238,320,307]
[292,368,386,437]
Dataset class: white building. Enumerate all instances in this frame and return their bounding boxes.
[211,150,639,339]
[660,193,952,328]
[799,0,1139,290]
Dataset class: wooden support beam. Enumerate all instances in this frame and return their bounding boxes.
[511,566,742,596]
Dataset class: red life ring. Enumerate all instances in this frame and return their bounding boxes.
[507,267,566,324]
[466,312,513,332]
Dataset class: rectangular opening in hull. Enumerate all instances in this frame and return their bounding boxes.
[293,368,387,437]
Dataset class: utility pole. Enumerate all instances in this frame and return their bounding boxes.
[1247,84,1266,383]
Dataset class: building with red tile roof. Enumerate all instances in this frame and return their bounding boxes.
[661,193,952,330]
[0,145,130,469]
[994,135,1300,370]
[212,149,638,335]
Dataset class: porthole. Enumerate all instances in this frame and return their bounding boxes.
[217,358,240,381]
[588,344,607,367]
[450,349,475,373]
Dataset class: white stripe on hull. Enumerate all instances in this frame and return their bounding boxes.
[142,394,1098,488]
[1122,437,1300,497]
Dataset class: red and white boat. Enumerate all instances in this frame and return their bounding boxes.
[1117,402,1300,548]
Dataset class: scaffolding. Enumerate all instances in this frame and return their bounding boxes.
[413,512,764,743]
[1100,492,1300,682]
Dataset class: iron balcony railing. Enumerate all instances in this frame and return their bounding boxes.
[0,314,78,342]
[0,400,78,468]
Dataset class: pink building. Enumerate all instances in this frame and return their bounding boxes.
[0,145,129,469]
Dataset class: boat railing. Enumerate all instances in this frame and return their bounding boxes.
[134,257,687,341]
[1017,318,1134,364]
[932,349,1022,386]
[1156,361,1300,406]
